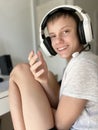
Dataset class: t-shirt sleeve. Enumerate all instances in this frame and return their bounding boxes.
[62,59,98,102]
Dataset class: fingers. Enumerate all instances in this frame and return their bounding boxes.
[28,51,39,66]
[37,51,44,62]
[28,50,45,78]
[35,69,44,77]
[28,51,34,61]
[30,66,44,78]
[30,60,42,72]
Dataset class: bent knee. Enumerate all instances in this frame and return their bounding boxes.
[10,63,30,80]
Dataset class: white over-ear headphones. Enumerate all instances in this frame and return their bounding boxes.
[39,5,93,56]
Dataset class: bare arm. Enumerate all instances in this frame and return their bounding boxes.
[55,95,87,130]
[43,71,60,108]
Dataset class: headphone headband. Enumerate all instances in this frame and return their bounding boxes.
[39,5,93,56]
[41,7,76,30]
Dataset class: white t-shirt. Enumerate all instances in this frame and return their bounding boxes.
[60,51,98,130]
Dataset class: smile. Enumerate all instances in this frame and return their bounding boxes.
[57,46,67,51]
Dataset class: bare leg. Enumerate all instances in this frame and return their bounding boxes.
[9,63,54,130]
[9,80,26,130]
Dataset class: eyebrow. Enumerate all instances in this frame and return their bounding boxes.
[60,25,72,30]
[49,25,71,35]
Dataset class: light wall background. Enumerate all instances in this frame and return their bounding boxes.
[0,0,33,65]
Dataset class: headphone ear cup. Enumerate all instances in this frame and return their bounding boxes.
[78,21,86,44]
[43,36,57,56]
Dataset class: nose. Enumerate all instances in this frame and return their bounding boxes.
[54,36,63,44]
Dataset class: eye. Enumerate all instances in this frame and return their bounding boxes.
[64,29,70,34]
[61,29,70,37]
[50,35,56,40]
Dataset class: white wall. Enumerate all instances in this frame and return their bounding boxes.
[0,0,33,65]
[36,0,74,5]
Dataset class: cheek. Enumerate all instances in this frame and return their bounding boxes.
[51,42,57,50]
[69,34,79,46]
[66,37,80,52]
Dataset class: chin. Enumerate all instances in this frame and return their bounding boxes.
[59,53,67,58]
[59,53,71,60]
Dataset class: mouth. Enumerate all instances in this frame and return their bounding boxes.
[57,46,68,52]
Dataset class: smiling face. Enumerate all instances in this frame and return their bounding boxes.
[47,15,83,60]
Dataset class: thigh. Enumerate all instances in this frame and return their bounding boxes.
[10,63,55,130]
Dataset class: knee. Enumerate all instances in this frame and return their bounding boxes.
[10,63,30,80]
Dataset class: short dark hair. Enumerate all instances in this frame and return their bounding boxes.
[46,8,81,42]
[46,9,80,26]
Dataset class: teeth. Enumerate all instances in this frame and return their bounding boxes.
[58,47,66,51]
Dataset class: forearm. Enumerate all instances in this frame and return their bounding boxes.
[42,71,60,108]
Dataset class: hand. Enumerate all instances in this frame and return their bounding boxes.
[28,50,48,85]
